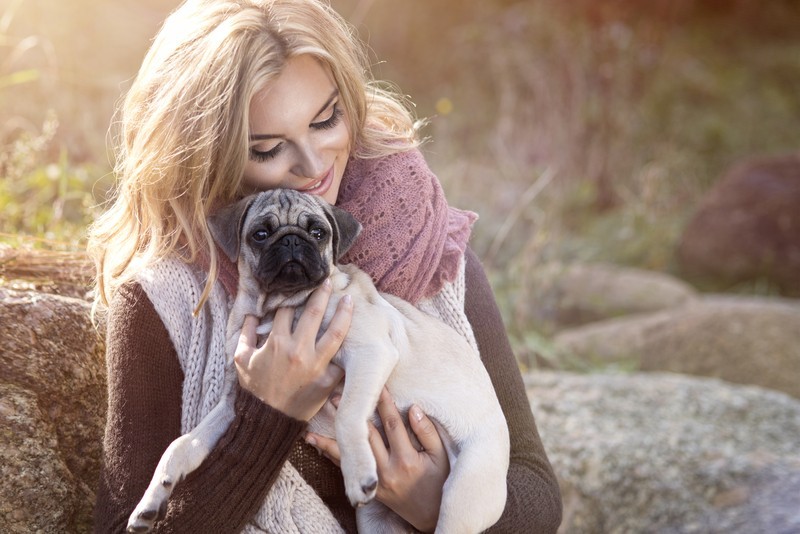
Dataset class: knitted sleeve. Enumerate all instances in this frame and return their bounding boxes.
[93,282,307,533]
[463,248,563,533]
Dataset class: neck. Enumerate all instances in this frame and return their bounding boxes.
[260,288,314,316]
[328,265,350,292]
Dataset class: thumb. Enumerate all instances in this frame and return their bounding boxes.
[234,315,258,368]
[409,405,446,459]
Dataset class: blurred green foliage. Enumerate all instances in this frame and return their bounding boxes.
[2,0,800,364]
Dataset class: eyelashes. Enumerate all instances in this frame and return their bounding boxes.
[249,144,284,162]
[312,104,344,131]
[249,104,344,163]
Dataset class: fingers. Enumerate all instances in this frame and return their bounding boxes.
[271,306,295,333]
[368,422,390,467]
[305,432,341,466]
[375,388,417,457]
[234,315,259,368]
[272,278,333,335]
[315,293,353,360]
[409,405,446,460]
[376,389,405,441]
[293,278,332,335]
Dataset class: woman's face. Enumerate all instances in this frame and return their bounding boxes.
[242,55,351,205]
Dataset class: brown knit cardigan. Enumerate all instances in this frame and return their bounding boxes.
[93,247,562,533]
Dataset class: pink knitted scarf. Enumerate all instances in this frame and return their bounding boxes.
[337,149,477,303]
[213,148,476,304]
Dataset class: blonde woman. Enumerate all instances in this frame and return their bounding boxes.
[89,0,562,532]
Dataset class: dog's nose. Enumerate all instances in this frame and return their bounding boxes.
[281,234,303,252]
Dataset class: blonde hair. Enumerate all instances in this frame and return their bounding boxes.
[88,0,420,312]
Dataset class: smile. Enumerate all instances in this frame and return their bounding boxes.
[298,166,334,197]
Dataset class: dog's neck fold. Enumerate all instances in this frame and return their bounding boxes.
[240,264,352,321]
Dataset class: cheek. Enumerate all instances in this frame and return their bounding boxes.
[328,114,352,154]
[320,130,350,156]
[242,161,284,192]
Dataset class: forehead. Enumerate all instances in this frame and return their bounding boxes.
[246,191,327,228]
[249,55,337,133]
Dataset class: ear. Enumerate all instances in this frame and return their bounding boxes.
[208,195,257,262]
[325,203,362,263]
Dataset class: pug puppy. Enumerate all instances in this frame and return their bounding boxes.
[128,189,509,533]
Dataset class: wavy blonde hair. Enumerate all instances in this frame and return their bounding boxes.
[88,0,420,312]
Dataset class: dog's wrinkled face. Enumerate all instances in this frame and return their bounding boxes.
[209,189,362,299]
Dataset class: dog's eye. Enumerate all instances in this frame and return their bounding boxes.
[252,229,269,243]
[310,227,326,240]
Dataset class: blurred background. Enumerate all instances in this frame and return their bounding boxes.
[1,0,799,365]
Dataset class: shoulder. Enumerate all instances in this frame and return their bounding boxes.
[107,281,163,335]
[133,257,229,364]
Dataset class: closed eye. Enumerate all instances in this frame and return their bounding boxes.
[311,103,343,131]
[250,142,284,162]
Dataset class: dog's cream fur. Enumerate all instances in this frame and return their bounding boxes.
[127,190,509,533]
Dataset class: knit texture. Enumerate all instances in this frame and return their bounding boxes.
[338,149,477,304]
[93,249,563,533]
[140,257,475,533]
[139,147,480,534]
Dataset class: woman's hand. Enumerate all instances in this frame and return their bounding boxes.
[306,388,450,532]
[234,279,352,421]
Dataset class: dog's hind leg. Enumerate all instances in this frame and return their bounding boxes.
[433,432,508,534]
[356,500,415,534]
[126,375,238,533]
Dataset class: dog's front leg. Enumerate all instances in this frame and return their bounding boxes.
[126,372,238,533]
[335,340,399,508]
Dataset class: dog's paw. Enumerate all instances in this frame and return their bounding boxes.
[344,470,379,507]
[346,475,378,507]
[341,446,379,507]
[126,477,174,532]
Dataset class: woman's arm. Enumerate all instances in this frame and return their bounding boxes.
[93,282,306,533]
[463,247,563,533]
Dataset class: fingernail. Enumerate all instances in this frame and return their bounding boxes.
[342,294,352,308]
[323,278,332,289]
[410,405,424,422]
[305,435,317,447]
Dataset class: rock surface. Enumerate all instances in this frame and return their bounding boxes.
[677,153,800,296]
[552,295,800,398]
[0,288,106,533]
[527,371,800,534]
[526,262,697,334]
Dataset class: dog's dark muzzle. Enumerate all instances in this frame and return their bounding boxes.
[257,232,328,293]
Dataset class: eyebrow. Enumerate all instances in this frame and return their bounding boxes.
[249,89,340,141]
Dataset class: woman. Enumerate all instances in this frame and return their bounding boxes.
[89,0,562,532]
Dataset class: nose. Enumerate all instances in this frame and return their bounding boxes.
[281,234,303,252]
[292,141,325,180]
[281,234,312,261]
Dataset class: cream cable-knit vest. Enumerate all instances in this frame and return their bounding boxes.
[138,258,477,533]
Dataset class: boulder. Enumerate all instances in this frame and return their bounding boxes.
[677,154,800,296]
[552,295,800,398]
[525,262,696,334]
[526,371,800,533]
[0,288,106,533]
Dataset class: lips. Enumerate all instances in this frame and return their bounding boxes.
[298,166,334,197]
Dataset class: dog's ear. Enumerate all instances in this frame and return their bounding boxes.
[208,195,257,262]
[324,203,362,263]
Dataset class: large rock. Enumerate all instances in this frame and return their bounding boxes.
[0,288,106,533]
[553,295,800,398]
[526,262,696,334]
[527,371,800,533]
[677,154,800,296]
